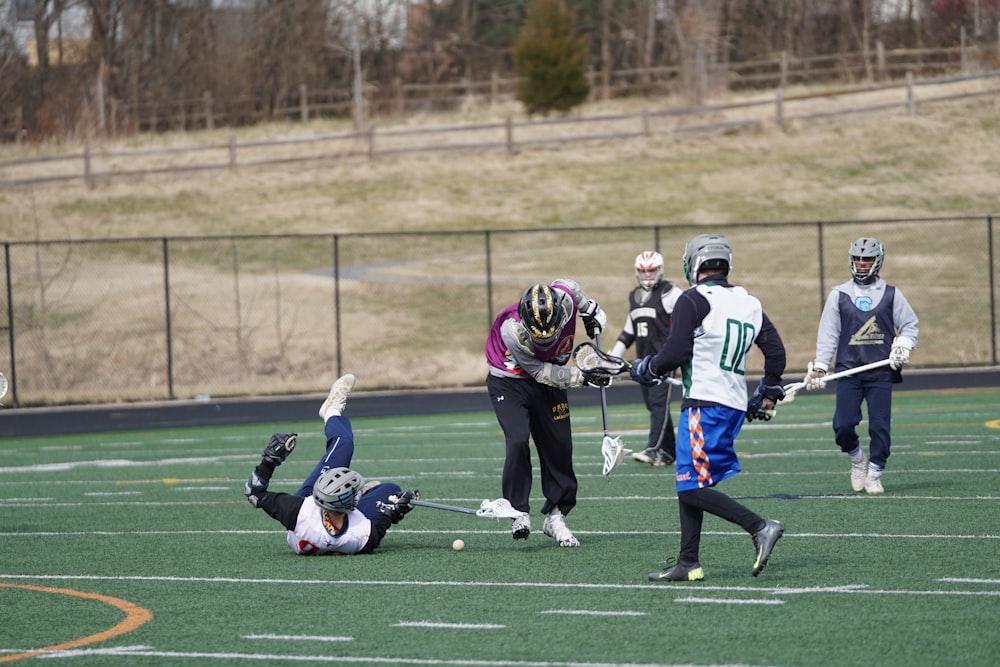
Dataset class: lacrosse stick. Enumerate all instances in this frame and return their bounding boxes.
[574,341,630,378]
[591,334,630,477]
[410,498,527,520]
[782,358,893,404]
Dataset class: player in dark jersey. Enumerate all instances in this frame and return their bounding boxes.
[485,280,606,547]
[608,251,683,467]
[244,374,418,555]
[803,237,919,495]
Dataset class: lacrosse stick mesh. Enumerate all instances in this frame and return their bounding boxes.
[476,498,526,519]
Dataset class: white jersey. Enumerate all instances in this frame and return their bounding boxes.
[687,283,763,411]
[286,500,372,555]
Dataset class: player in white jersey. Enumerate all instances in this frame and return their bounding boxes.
[244,374,418,555]
[629,234,787,582]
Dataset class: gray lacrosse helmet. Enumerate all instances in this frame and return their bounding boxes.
[849,237,884,285]
[682,234,733,285]
[312,467,365,512]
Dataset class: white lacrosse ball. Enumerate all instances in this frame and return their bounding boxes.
[452,539,465,552]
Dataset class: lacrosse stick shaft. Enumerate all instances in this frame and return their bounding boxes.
[595,333,610,436]
[410,499,477,515]
[783,358,893,402]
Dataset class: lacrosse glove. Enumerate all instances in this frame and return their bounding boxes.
[629,356,661,386]
[889,336,914,370]
[380,490,420,524]
[746,381,786,422]
[581,369,613,388]
[804,361,828,390]
[261,432,297,465]
[579,299,607,339]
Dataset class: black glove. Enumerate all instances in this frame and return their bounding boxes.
[582,370,613,388]
[629,356,661,386]
[261,432,297,464]
[579,299,607,339]
[746,382,786,422]
[380,490,420,524]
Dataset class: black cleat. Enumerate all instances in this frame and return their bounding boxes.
[751,519,784,577]
[648,560,704,582]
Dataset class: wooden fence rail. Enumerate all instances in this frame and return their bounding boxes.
[1,70,999,190]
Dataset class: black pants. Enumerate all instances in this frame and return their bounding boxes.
[642,380,676,455]
[486,374,577,517]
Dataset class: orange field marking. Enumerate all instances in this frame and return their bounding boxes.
[0,583,153,663]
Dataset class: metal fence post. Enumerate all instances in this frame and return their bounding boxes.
[368,124,376,161]
[229,133,237,171]
[989,216,997,365]
[505,115,514,155]
[162,238,175,400]
[4,243,16,406]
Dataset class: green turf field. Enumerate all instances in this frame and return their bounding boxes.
[2,387,999,667]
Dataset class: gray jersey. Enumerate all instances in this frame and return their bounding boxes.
[814,277,919,368]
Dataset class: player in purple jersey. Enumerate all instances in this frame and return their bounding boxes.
[803,237,919,495]
[244,374,418,555]
[485,279,607,547]
[608,251,683,467]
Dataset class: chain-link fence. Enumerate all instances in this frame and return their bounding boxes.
[1,217,996,407]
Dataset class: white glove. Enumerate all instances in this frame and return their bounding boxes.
[804,361,828,390]
[579,299,607,338]
[890,336,914,371]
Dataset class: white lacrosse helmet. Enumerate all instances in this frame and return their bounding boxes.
[682,234,732,285]
[849,237,884,285]
[313,467,364,512]
[634,251,664,290]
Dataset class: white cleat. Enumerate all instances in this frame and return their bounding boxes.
[319,374,356,420]
[864,472,884,495]
[542,508,580,547]
[511,514,531,540]
[850,456,867,492]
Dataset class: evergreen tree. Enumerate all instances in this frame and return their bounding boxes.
[512,0,590,116]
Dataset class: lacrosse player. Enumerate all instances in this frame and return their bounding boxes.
[244,374,418,555]
[803,237,919,495]
[629,234,787,581]
[608,251,683,467]
[485,280,607,547]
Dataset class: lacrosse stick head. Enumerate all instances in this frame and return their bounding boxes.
[601,435,627,477]
[476,498,527,519]
[573,342,629,375]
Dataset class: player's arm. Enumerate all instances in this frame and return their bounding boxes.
[256,493,306,532]
[892,289,919,347]
[500,320,583,388]
[649,290,703,377]
[755,312,787,386]
[552,278,606,338]
[609,310,635,358]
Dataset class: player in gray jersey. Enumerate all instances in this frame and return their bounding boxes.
[244,374,418,555]
[609,250,683,467]
[803,237,919,495]
[629,234,787,582]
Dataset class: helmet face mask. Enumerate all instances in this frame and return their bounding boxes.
[682,234,733,285]
[518,284,562,344]
[849,237,884,285]
[313,467,364,513]
[634,251,664,290]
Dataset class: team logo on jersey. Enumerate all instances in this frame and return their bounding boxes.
[854,295,873,312]
[848,315,885,346]
[551,402,570,421]
[553,336,574,364]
